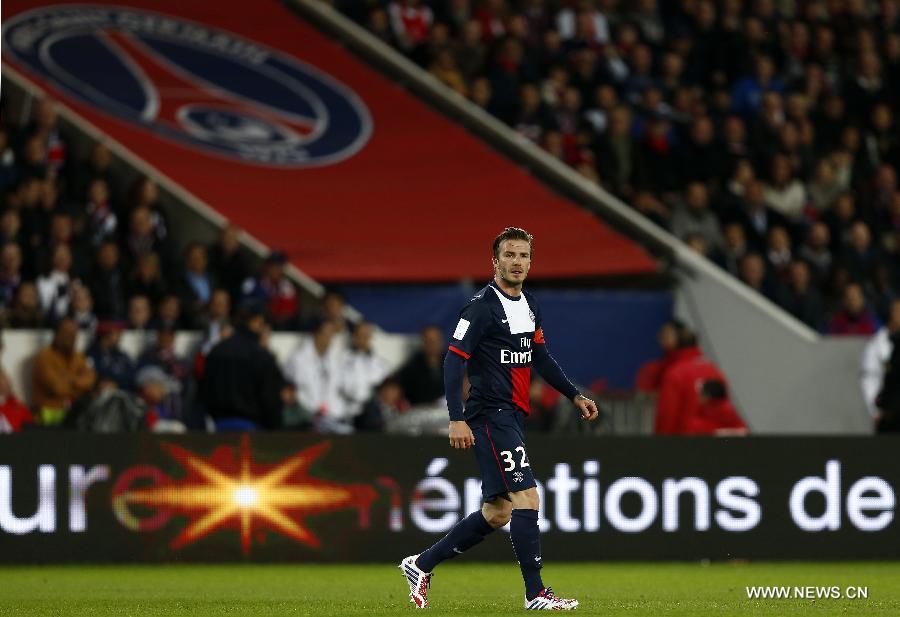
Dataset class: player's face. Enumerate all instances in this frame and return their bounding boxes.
[494,239,531,287]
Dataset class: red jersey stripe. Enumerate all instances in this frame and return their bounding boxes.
[448,345,470,359]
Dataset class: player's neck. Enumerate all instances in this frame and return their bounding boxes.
[493,275,523,297]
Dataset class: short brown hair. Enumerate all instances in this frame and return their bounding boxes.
[492,227,533,259]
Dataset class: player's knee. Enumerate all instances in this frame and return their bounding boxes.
[510,487,540,510]
[481,502,512,528]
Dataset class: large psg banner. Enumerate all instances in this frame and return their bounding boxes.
[0,0,656,282]
[0,434,898,562]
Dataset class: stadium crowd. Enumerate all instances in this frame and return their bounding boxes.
[341,0,900,334]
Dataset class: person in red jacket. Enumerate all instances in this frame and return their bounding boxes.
[684,379,748,435]
[654,326,729,435]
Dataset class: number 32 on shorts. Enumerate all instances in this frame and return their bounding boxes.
[499,446,530,471]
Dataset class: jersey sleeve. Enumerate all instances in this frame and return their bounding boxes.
[447,300,490,359]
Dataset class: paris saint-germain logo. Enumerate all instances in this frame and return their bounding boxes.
[1,5,373,167]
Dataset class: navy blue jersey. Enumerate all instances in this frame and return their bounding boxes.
[448,282,551,418]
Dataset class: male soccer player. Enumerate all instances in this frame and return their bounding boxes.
[400,227,598,610]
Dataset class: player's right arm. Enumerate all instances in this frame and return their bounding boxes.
[444,299,489,449]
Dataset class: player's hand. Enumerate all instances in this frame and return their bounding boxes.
[574,394,599,421]
[449,421,475,449]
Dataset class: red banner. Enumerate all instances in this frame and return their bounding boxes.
[2,0,657,281]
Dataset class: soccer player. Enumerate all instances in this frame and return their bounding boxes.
[400,227,598,610]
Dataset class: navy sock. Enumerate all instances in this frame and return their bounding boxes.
[510,509,544,599]
[416,511,495,572]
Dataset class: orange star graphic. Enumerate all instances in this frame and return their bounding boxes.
[117,436,377,553]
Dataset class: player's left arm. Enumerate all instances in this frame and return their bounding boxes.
[531,325,599,421]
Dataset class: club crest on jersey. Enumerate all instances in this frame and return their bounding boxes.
[2,5,372,167]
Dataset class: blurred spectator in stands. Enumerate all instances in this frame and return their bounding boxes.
[861,299,900,425]
[68,142,119,206]
[780,260,826,331]
[200,302,285,430]
[68,284,97,333]
[764,154,807,224]
[367,7,396,47]
[319,289,350,334]
[175,243,214,329]
[514,82,556,144]
[828,282,880,336]
[454,19,486,82]
[125,176,168,242]
[388,0,433,52]
[865,104,899,171]
[716,222,749,277]
[339,321,389,421]
[807,157,846,213]
[126,294,152,332]
[738,253,785,305]
[86,320,135,391]
[0,129,18,193]
[525,377,561,433]
[396,324,445,405]
[670,181,723,251]
[0,209,25,257]
[136,365,185,432]
[840,221,881,284]
[150,294,183,331]
[285,318,346,433]
[201,288,231,345]
[731,54,784,119]
[0,242,23,309]
[208,224,250,304]
[37,243,78,323]
[242,250,298,330]
[32,317,96,425]
[684,379,748,436]
[354,377,405,432]
[75,376,147,432]
[0,370,33,433]
[798,222,834,286]
[736,180,790,252]
[7,281,43,328]
[123,204,169,273]
[679,116,720,185]
[635,320,683,393]
[430,48,467,95]
[26,98,67,175]
[765,226,793,282]
[655,325,728,435]
[127,251,167,307]
[137,328,188,419]
[83,177,117,247]
[89,241,126,320]
[595,105,638,198]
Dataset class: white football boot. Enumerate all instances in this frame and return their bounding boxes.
[399,554,433,608]
[524,587,579,610]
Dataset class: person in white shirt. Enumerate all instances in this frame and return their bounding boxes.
[284,319,346,433]
[339,321,389,420]
[37,244,77,322]
[860,299,900,423]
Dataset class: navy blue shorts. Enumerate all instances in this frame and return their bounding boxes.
[470,409,536,501]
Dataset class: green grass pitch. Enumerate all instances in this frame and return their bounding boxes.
[1,562,899,616]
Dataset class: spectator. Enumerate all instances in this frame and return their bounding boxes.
[738,253,785,305]
[354,377,405,432]
[200,302,285,430]
[83,177,118,247]
[683,379,748,435]
[284,318,346,432]
[0,241,23,309]
[32,317,96,425]
[861,299,900,424]
[127,251,167,307]
[807,157,846,213]
[149,294,183,331]
[89,241,126,320]
[26,98,67,174]
[136,365,185,432]
[175,243,214,329]
[122,204,169,273]
[208,224,251,304]
[780,260,826,331]
[201,288,232,347]
[635,320,685,393]
[126,294,152,332]
[7,281,44,328]
[36,243,78,323]
[798,222,834,286]
[387,0,433,52]
[0,331,33,433]
[764,154,807,223]
[68,284,97,333]
[655,325,729,435]
[828,282,880,336]
[67,141,120,207]
[670,182,723,251]
[338,321,389,421]
[396,324,446,405]
[86,320,135,391]
[319,289,350,334]
[242,250,298,330]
